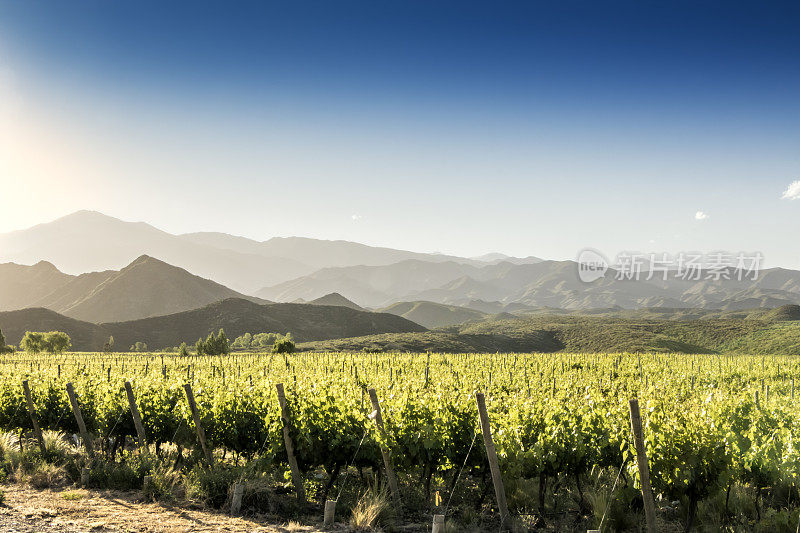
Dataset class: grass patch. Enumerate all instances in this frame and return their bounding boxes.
[300,314,798,354]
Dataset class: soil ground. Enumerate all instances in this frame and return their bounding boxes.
[0,483,338,532]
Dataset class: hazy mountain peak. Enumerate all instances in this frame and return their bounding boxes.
[472,252,510,262]
[32,260,61,271]
[61,209,109,219]
[53,210,160,230]
[309,292,365,311]
[125,254,161,268]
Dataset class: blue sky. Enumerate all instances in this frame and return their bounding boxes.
[0,1,798,266]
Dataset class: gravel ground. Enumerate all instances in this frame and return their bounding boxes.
[0,484,325,532]
[0,505,77,532]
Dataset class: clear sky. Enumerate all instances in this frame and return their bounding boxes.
[0,1,798,266]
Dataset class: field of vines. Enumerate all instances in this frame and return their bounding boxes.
[1,350,800,531]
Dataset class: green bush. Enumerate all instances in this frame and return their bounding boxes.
[272,334,296,354]
[143,463,183,502]
[185,463,239,508]
[87,452,154,490]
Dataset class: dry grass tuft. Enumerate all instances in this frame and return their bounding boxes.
[27,462,68,489]
[350,484,391,530]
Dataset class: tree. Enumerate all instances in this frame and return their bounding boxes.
[20,331,70,354]
[103,335,115,353]
[0,329,12,354]
[20,332,44,354]
[253,332,279,349]
[47,332,71,354]
[130,341,148,352]
[195,329,230,356]
[216,329,230,355]
[272,333,296,354]
[179,342,189,357]
[231,332,252,350]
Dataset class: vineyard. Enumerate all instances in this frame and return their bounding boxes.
[1,350,800,531]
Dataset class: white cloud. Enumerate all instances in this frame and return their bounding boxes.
[695,211,709,220]
[351,214,362,221]
[782,180,800,200]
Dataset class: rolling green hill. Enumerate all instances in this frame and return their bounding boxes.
[300,311,800,355]
[102,298,425,348]
[0,307,109,350]
[0,298,426,351]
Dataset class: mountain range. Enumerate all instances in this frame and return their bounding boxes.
[258,260,800,311]
[0,298,425,351]
[0,255,266,323]
[0,211,516,293]
[0,211,798,333]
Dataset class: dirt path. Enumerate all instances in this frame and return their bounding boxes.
[0,484,327,532]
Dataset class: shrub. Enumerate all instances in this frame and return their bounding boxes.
[143,463,183,502]
[0,431,20,469]
[185,463,240,508]
[86,452,154,490]
[41,430,78,463]
[28,462,68,489]
[272,334,296,354]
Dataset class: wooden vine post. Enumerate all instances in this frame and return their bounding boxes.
[432,514,445,533]
[367,388,401,508]
[628,398,656,533]
[230,482,244,516]
[66,383,94,457]
[323,500,336,528]
[183,383,213,465]
[475,392,510,530]
[124,381,148,450]
[276,383,306,503]
[22,380,47,455]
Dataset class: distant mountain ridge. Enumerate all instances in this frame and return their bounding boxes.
[0,260,73,311]
[379,301,489,328]
[2,211,799,316]
[0,255,268,323]
[0,211,512,293]
[180,232,487,270]
[258,260,800,311]
[0,210,309,292]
